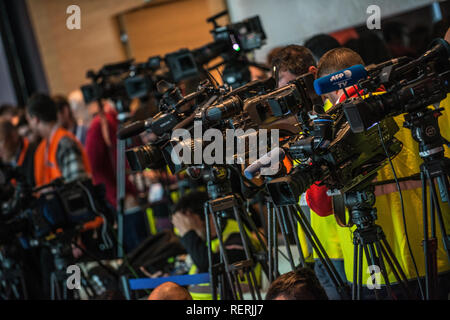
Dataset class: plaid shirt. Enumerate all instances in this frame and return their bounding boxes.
[56,136,89,182]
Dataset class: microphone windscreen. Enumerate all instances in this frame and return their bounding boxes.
[313,64,367,95]
[244,147,285,179]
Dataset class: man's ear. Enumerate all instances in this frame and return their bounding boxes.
[308,66,318,78]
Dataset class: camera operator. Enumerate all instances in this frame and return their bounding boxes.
[26,93,91,187]
[271,45,348,300]
[314,47,450,299]
[171,191,261,300]
[0,119,37,186]
[85,100,137,209]
[54,95,88,146]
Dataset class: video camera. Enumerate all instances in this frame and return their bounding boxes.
[163,11,266,88]
[80,60,133,104]
[0,167,107,242]
[263,39,450,206]
[266,115,403,206]
[124,56,165,99]
[122,74,278,172]
[342,39,450,133]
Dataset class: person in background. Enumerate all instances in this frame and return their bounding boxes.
[266,46,284,72]
[68,89,97,130]
[0,119,37,186]
[171,191,258,300]
[409,25,431,57]
[0,104,20,126]
[147,281,192,300]
[265,267,328,300]
[344,31,391,65]
[304,34,341,62]
[271,45,317,87]
[383,21,415,58]
[26,93,91,186]
[85,100,137,209]
[54,95,88,145]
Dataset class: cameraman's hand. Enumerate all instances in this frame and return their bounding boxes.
[171,211,199,237]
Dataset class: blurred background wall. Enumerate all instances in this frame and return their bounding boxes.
[1,0,449,103]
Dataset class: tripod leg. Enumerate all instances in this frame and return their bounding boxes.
[273,206,279,278]
[369,242,394,299]
[204,204,217,300]
[422,171,433,300]
[378,239,412,299]
[232,205,264,300]
[267,202,274,283]
[434,174,450,263]
[233,271,244,300]
[286,206,307,267]
[358,243,363,300]
[353,241,358,300]
[362,243,380,300]
[426,172,439,299]
[209,206,238,300]
[239,203,268,252]
[429,173,450,262]
[249,269,262,300]
[244,271,257,300]
[274,206,296,270]
[292,204,347,291]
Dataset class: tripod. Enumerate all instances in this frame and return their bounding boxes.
[343,180,412,300]
[404,107,450,300]
[202,166,269,300]
[48,240,76,300]
[266,200,350,298]
[260,165,349,297]
[0,247,28,299]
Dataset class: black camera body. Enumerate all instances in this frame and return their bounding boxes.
[124,56,163,99]
[243,72,322,126]
[267,112,403,206]
[81,60,133,104]
[1,176,103,242]
[343,39,450,133]
[164,13,266,87]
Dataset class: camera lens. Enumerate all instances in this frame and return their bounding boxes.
[126,144,166,171]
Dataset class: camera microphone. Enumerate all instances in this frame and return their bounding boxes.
[117,119,152,140]
[313,64,367,95]
[244,147,285,179]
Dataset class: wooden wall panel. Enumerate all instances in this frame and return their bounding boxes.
[27,0,143,95]
[26,0,227,96]
[122,0,227,61]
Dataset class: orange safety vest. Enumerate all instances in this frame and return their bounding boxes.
[34,127,91,187]
[17,137,29,167]
[11,138,30,186]
[34,127,101,231]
